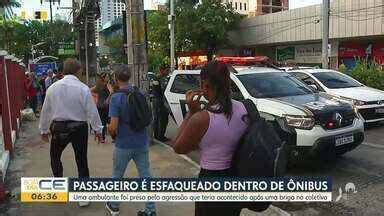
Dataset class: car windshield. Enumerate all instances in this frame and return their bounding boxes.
[238,72,313,98]
[312,72,363,89]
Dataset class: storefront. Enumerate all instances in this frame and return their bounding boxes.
[338,42,367,71]
[275,43,337,67]
[177,50,208,69]
[373,43,384,65]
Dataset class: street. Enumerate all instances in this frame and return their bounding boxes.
[165,119,384,215]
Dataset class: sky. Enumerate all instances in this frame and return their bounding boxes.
[15,0,323,20]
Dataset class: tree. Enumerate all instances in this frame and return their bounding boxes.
[147,10,170,72]
[104,33,127,64]
[0,0,21,19]
[0,0,21,7]
[0,19,76,61]
[146,0,243,70]
[193,0,243,60]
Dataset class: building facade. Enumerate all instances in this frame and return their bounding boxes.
[223,0,289,17]
[100,0,126,28]
[228,0,384,69]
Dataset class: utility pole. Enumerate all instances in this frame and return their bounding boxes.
[74,0,98,85]
[85,15,89,85]
[125,0,148,91]
[49,0,53,22]
[169,0,175,72]
[322,0,330,69]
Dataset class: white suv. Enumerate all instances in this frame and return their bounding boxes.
[164,67,365,161]
[288,69,384,123]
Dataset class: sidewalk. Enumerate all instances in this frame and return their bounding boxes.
[1,119,296,216]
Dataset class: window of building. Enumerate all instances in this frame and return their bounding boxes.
[244,3,247,10]
[240,2,242,10]
[235,2,237,10]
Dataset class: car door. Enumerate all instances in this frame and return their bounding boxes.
[164,72,201,126]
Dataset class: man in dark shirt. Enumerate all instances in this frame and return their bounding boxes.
[106,65,156,216]
[152,66,170,142]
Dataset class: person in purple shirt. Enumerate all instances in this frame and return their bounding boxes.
[172,61,248,216]
[106,65,156,216]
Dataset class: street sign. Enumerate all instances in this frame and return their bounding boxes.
[31,63,57,76]
[276,46,295,62]
[58,42,76,56]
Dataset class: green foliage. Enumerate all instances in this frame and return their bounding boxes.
[338,63,347,73]
[104,33,127,64]
[194,0,243,59]
[0,0,21,8]
[99,56,110,68]
[147,10,170,72]
[350,59,384,90]
[0,19,75,60]
[146,0,243,71]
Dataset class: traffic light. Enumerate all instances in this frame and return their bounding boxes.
[35,11,41,19]
[34,11,48,20]
[41,11,48,20]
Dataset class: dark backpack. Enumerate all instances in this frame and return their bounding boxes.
[231,99,287,211]
[116,87,152,132]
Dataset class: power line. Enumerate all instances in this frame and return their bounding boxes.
[250,20,318,44]
[333,14,384,22]
[238,4,384,29]
[238,15,320,29]
[330,4,384,15]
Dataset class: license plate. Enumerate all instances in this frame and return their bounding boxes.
[335,134,354,146]
[375,108,384,113]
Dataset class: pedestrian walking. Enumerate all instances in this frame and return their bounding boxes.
[152,66,170,142]
[91,73,112,143]
[24,72,39,115]
[105,65,156,216]
[52,68,64,83]
[45,69,54,89]
[39,58,103,207]
[39,72,47,104]
[172,61,248,216]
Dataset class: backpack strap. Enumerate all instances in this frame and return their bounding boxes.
[242,99,261,122]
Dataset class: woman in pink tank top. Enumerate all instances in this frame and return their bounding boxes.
[172,61,248,216]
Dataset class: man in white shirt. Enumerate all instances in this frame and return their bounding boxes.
[39,58,103,183]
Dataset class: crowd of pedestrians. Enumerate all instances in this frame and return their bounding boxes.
[37,58,249,216]
[24,68,64,116]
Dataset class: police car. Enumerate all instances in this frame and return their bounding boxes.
[164,58,364,160]
[288,69,384,123]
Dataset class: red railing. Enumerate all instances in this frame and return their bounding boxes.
[0,51,26,153]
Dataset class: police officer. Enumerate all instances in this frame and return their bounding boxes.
[152,66,170,142]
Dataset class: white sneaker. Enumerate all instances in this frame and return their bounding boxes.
[78,201,90,207]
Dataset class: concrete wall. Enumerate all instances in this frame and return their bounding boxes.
[229,0,384,47]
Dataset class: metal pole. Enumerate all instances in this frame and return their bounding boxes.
[31,46,35,63]
[85,15,89,85]
[49,0,53,22]
[126,1,133,66]
[322,0,330,69]
[126,0,151,137]
[170,0,175,72]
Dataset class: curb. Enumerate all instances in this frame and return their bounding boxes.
[362,142,384,149]
[152,139,292,216]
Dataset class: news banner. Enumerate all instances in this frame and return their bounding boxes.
[21,177,332,202]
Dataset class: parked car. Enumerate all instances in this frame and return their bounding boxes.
[288,69,384,123]
[164,66,365,161]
